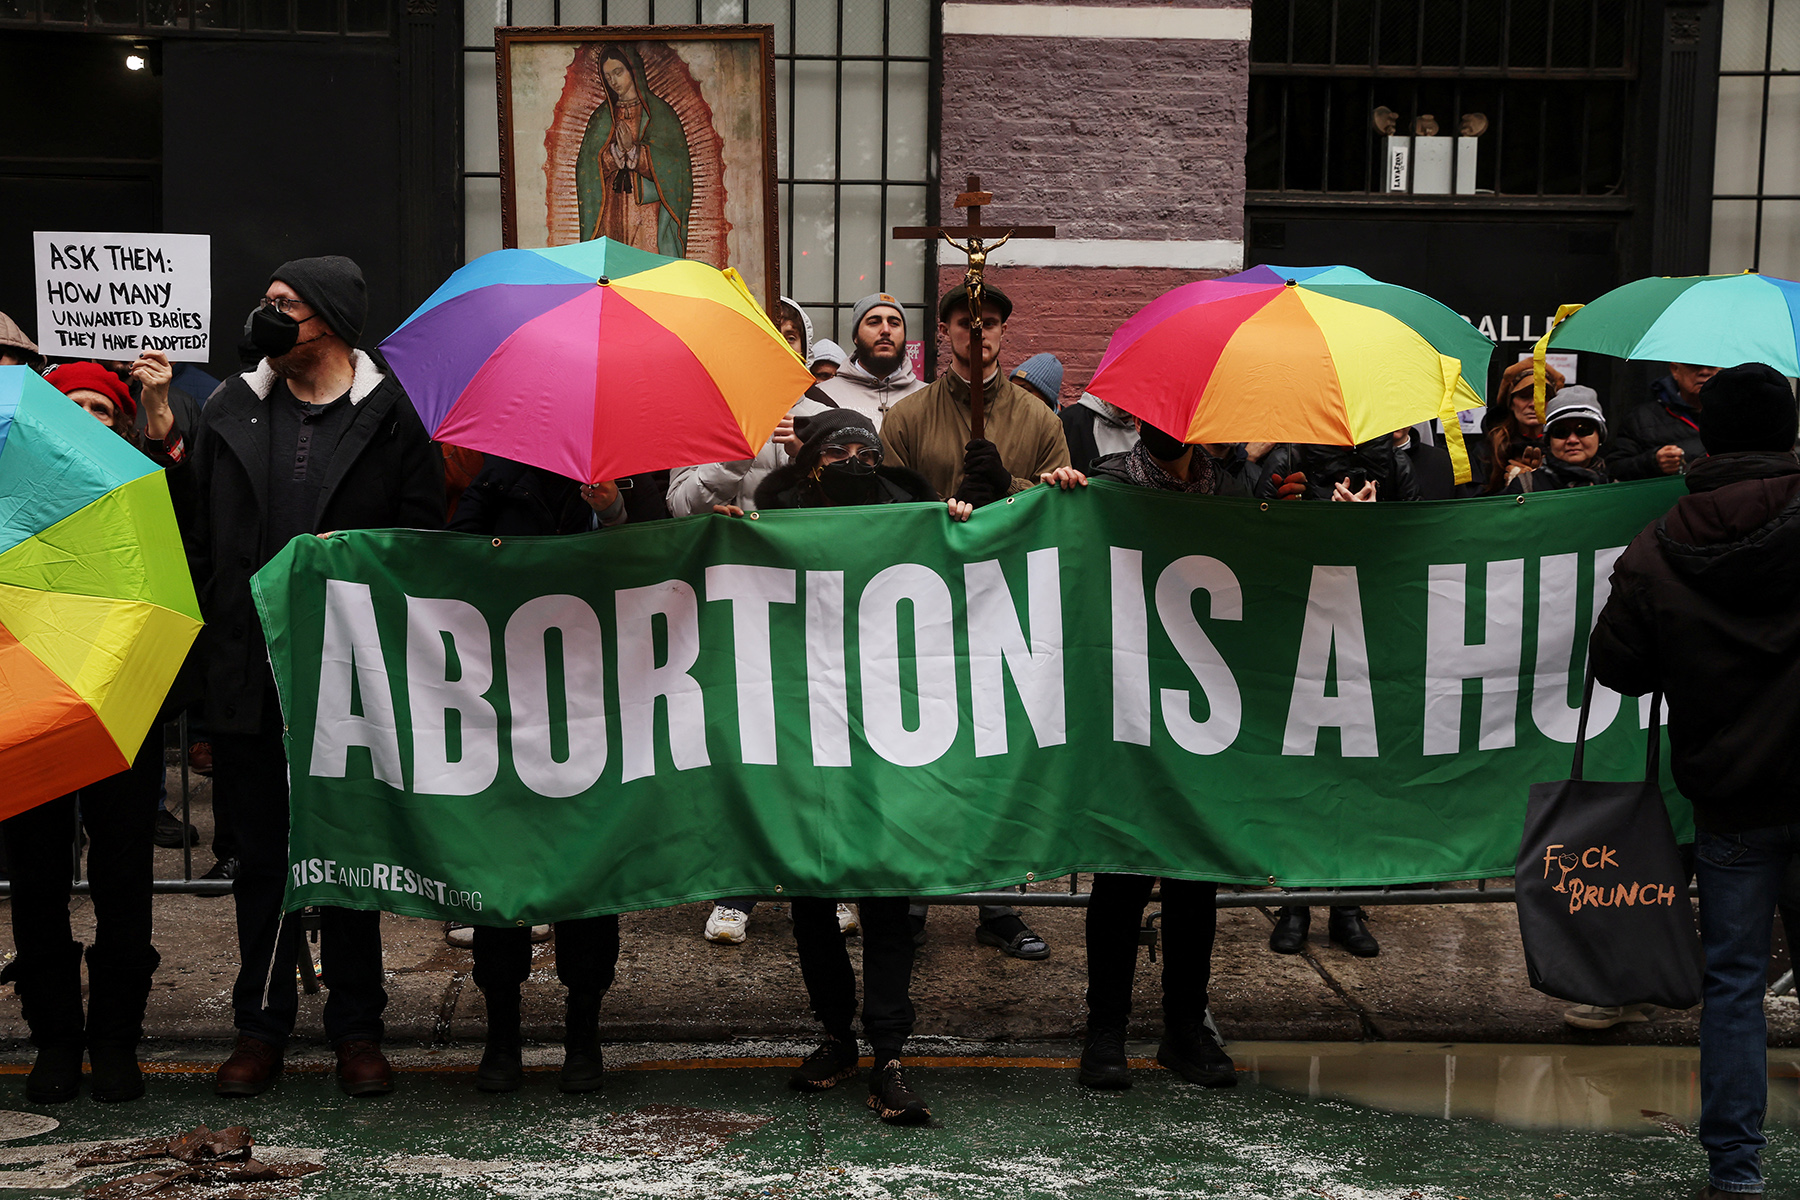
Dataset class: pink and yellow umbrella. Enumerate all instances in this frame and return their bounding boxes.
[382,239,815,484]
[1086,265,1493,480]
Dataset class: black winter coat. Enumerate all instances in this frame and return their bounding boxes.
[1590,451,1800,833]
[182,355,445,733]
[1523,453,1609,491]
[753,461,936,510]
[1254,438,1422,501]
[1605,376,1706,481]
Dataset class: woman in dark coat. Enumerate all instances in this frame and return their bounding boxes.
[1043,419,1241,1093]
[449,455,632,1095]
[1524,386,1612,491]
[1458,359,1564,497]
[3,356,185,1103]
[732,410,967,1127]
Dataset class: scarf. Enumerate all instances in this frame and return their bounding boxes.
[1121,441,1218,494]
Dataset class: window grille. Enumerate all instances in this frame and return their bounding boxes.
[1247,0,1636,198]
[1711,0,1800,277]
[464,0,937,346]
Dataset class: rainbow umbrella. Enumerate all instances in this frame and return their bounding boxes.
[382,239,815,484]
[1085,265,1492,478]
[1530,272,1800,418]
[0,366,202,818]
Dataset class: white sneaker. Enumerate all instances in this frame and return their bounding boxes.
[443,921,474,949]
[528,925,552,943]
[837,904,860,935]
[705,906,749,944]
[1563,1002,1655,1030]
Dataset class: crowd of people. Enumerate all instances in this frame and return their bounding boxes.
[0,254,1794,1195]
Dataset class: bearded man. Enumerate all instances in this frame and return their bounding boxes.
[812,292,926,426]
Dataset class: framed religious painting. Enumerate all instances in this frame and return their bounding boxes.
[495,25,780,309]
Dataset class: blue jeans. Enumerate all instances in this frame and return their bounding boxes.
[1694,823,1800,1194]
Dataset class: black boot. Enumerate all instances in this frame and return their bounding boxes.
[1328,907,1379,957]
[1268,906,1310,954]
[1078,1024,1131,1090]
[1157,1019,1237,1088]
[85,944,160,1103]
[559,991,605,1093]
[18,940,86,1104]
[476,986,523,1093]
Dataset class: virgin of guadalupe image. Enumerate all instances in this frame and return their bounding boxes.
[575,43,694,255]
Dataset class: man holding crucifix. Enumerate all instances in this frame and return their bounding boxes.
[883,180,1072,961]
[881,284,1070,505]
[884,176,1071,508]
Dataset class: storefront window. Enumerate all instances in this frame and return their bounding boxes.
[1248,0,1635,197]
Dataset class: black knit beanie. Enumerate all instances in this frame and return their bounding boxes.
[1698,363,1798,455]
[793,409,882,471]
[271,255,367,347]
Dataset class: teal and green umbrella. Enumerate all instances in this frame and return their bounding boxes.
[1545,272,1800,375]
[1531,271,1800,418]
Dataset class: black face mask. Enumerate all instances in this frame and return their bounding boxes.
[1138,423,1189,462]
[815,459,881,505]
[248,306,301,359]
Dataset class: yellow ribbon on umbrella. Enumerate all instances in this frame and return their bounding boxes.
[1532,304,1586,423]
[1436,354,1475,486]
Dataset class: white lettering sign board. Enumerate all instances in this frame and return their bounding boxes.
[34,232,212,362]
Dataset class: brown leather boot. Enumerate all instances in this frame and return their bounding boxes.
[214,1035,283,1097]
[334,1039,393,1097]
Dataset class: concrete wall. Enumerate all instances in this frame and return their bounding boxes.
[935,1,1251,402]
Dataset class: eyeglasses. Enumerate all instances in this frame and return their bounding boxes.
[820,445,881,467]
[257,296,310,316]
[1547,419,1600,440]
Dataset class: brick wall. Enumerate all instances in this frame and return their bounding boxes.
[930,15,1250,402]
[939,34,1247,242]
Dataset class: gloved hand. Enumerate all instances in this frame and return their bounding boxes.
[953,438,1012,507]
[1267,470,1309,500]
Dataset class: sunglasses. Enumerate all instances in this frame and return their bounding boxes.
[1547,419,1599,440]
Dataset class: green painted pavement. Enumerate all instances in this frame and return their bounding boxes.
[0,1046,1797,1198]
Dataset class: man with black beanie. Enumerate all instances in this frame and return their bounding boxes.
[1591,362,1800,1200]
[182,256,444,1100]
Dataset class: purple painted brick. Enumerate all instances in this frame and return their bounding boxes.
[940,34,1248,243]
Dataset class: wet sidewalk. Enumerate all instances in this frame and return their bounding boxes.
[0,1041,1795,1198]
[5,770,1797,1054]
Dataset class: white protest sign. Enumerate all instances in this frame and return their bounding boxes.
[34,232,212,362]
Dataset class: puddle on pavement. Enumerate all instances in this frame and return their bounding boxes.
[1240,1039,1800,1132]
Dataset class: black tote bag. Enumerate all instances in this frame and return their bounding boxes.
[1514,677,1704,1009]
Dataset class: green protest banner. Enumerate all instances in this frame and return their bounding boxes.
[252,477,1687,924]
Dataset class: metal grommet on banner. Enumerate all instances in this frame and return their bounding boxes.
[1267,875,1277,884]
[515,919,525,927]
[773,884,784,894]
[1026,872,1036,882]
[1516,495,1526,505]
[1006,496,1015,503]
[492,537,503,547]
[1259,502,1270,512]
[748,511,760,520]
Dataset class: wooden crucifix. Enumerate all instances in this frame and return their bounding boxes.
[893,175,1055,440]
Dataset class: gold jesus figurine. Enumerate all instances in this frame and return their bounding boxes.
[940,229,1013,317]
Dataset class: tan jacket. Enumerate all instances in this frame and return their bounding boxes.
[881,370,1071,498]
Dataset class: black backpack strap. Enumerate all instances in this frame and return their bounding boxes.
[1645,690,1664,783]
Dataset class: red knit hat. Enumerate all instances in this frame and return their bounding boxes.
[45,361,136,427]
